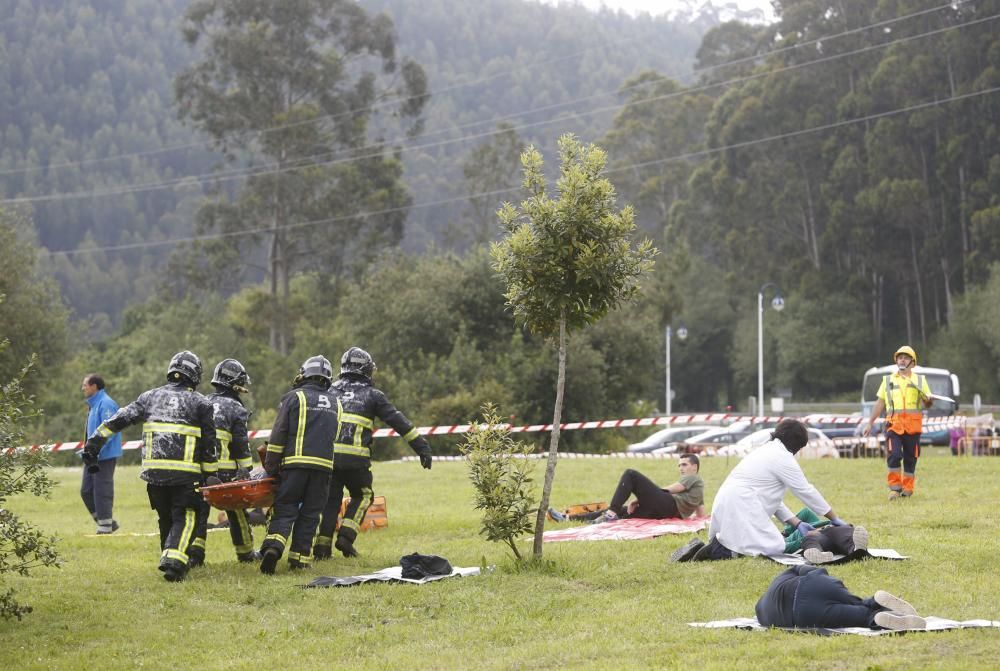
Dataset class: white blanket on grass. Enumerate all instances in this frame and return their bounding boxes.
[304,566,480,587]
[689,616,1000,636]
[766,548,908,565]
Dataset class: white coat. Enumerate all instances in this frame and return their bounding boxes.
[708,439,831,556]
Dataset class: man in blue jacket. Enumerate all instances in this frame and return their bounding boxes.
[81,374,121,534]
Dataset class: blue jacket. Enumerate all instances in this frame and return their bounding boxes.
[86,389,121,461]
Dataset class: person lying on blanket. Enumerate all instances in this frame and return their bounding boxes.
[756,565,926,631]
[672,419,859,562]
[549,454,705,524]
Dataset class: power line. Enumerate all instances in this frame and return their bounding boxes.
[39,84,999,259]
[9,9,993,206]
[0,1,965,180]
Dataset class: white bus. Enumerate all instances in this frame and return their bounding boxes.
[861,365,960,444]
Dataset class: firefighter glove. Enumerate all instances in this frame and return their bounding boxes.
[419,452,432,470]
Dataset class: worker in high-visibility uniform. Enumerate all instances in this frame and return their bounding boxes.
[862,345,933,500]
[83,351,218,582]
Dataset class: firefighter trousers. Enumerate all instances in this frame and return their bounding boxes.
[147,483,200,568]
[316,467,374,547]
[261,468,330,565]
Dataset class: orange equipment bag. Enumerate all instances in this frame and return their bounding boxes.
[337,495,388,532]
[200,477,276,510]
[548,501,608,521]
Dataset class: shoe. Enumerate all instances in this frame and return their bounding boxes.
[259,548,280,575]
[547,507,568,523]
[670,538,705,563]
[96,520,120,535]
[888,490,901,501]
[900,490,913,498]
[236,550,261,563]
[590,510,618,525]
[313,545,332,561]
[874,611,926,631]
[803,548,835,564]
[851,526,869,553]
[187,553,205,569]
[335,536,359,558]
[158,559,187,583]
[691,537,731,562]
[873,591,918,616]
[287,558,308,570]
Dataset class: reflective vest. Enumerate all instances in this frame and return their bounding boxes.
[879,372,931,435]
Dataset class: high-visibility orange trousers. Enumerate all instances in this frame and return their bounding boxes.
[886,431,920,495]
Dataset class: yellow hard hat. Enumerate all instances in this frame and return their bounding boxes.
[893,345,917,364]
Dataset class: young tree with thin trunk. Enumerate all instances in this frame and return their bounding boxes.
[491,133,656,558]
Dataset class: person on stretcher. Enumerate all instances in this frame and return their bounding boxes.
[549,454,705,524]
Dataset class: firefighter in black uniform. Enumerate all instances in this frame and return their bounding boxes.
[83,351,218,582]
[259,355,339,575]
[188,358,258,565]
[313,347,432,560]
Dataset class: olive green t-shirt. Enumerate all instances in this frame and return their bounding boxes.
[671,474,705,517]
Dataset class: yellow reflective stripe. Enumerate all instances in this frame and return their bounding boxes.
[267,443,285,453]
[351,487,373,526]
[144,432,152,460]
[235,457,252,468]
[216,429,233,442]
[341,518,360,532]
[177,508,197,558]
[202,462,219,473]
[339,412,374,430]
[162,548,188,563]
[334,444,371,458]
[143,422,201,438]
[283,455,333,469]
[185,435,196,464]
[265,533,287,546]
[142,459,203,473]
[97,424,114,438]
[403,428,420,442]
[314,536,333,548]
[295,391,307,458]
[190,537,206,550]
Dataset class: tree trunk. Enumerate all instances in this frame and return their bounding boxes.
[532,311,567,558]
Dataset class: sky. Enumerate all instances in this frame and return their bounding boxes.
[537,0,777,22]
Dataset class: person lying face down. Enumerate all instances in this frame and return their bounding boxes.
[756,565,926,631]
[693,419,853,561]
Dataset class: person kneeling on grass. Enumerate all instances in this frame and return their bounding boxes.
[756,565,926,631]
[671,419,861,562]
[550,454,705,524]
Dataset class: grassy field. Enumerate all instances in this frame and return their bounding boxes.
[3,449,998,670]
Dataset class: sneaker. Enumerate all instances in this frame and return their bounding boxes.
[850,526,869,553]
[670,538,705,563]
[591,510,618,525]
[259,548,280,575]
[900,490,913,498]
[873,591,918,616]
[547,507,568,523]
[96,520,120,535]
[873,611,926,631]
[335,536,359,558]
[691,537,733,562]
[888,490,901,501]
[803,548,835,564]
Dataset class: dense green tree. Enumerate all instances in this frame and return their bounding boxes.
[173,0,428,354]
[493,134,656,557]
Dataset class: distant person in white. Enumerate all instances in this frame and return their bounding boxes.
[703,419,847,559]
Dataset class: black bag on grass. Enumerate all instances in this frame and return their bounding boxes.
[400,553,453,579]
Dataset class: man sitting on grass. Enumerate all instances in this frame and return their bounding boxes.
[550,454,705,524]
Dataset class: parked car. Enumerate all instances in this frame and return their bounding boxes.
[674,421,755,453]
[717,428,839,459]
[801,414,863,440]
[626,425,716,453]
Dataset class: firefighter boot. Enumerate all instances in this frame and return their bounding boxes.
[335,530,359,558]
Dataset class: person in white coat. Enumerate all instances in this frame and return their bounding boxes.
[696,419,848,560]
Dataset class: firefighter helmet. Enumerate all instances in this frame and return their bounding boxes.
[167,350,203,386]
[299,355,333,383]
[211,358,250,391]
[893,345,917,365]
[340,347,376,379]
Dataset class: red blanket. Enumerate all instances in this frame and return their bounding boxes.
[541,516,710,542]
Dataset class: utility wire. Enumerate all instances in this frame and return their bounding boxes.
[0,1,965,180]
[39,84,1000,259]
[8,10,993,205]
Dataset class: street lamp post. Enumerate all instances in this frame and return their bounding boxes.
[665,323,687,416]
[757,283,784,415]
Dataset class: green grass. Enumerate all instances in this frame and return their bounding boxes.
[3,450,998,670]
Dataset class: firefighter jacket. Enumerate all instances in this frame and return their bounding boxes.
[329,373,431,470]
[877,371,932,435]
[87,381,218,486]
[265,380,337,473]
[207,387,252,475]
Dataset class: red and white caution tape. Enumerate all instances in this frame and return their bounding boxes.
[6,412,989,456]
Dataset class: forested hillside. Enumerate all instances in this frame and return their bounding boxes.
[3,0,1000,448]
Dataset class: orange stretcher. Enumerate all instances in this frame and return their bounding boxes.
[200,477,277,510]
